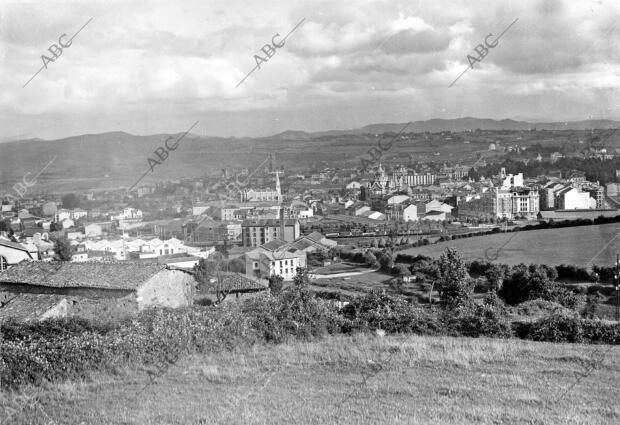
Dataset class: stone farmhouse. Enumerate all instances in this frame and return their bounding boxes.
[0,261,195,321]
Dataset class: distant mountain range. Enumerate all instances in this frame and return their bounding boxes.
[0,117,617,194]
[265,118,620,139]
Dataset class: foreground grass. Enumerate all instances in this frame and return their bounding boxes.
[2,334,619,425]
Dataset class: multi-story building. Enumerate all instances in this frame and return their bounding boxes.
[393,173,437,187]
[185,220,242,244]
[241,219,300,247]
[584,186,605,209]
[440,165,470,180]
[556,187,590,210]
[458,187,539,220]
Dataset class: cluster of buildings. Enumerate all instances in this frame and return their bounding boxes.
[458,169,608,221]
[458,171,540,220]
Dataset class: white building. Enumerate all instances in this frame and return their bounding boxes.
[425,200,453,214]
[403,204,418,222]
[54,209,71,222]
[70,208,88,221]
[387,195,410,205]
[557,187,591,210]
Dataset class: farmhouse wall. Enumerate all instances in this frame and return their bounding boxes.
[40,298,68,320]
[136,269,194,309]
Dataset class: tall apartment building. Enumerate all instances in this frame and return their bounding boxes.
[241,219,300,247]
[458,187,539,220]
[584,186,605,209]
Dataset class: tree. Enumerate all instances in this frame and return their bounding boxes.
[293,267,311,286]
[192,256,229,303]
[377,251,395,272]
[193,258,219,291]
[61,193,80,209]
[500,264,557,305]
[363,251,379,268]
[434,247,473,309]
[53,236,73,261]
[485,264,505,292]
[268,274,284,295]
[394,263,411,277]
[227,258,246,273]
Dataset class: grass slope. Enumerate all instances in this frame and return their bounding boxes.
[401,222,620,267]
[2,334,618,425]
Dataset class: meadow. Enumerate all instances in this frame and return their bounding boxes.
[2,334,618,425]
[401,222,620,267]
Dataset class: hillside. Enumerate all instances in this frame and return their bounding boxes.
[402,222,620,267]
[1,117,619,194]
[3,334,618,425]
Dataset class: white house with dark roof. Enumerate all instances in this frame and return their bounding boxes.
[244,232,336,281]
[0,238,37,271]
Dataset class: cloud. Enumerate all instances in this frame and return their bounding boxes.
[1,0,620,140]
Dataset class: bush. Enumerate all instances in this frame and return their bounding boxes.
[443,292,512,338]
[242,287,346,343]
[527,313,584,343]
[0,317,120,343]
[344,290,444,335]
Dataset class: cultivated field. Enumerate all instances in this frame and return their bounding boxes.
[401,222,620,267]
[2,334,618,425]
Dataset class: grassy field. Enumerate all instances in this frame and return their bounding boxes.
[2,334,619,425]
[400,222,620,267]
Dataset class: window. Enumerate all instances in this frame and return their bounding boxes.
[0,256,7,271]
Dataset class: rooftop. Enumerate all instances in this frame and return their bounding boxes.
[215,272,268,293]
[0,261,170,290]
[0,293,67,322]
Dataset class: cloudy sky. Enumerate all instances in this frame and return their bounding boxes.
[1,0,619,140]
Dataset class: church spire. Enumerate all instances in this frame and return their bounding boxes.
[275,171,281,196]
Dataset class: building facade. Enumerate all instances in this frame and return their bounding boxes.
[241,219,300,247]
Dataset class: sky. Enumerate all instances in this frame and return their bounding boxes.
[1,0,620,141]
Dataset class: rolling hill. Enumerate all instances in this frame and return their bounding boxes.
[0,117,618,194]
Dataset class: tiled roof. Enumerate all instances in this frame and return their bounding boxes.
[0,261,168,290]
[289,238,314,251]
[215,272,268,293]
[305,231,325,242]
[0,293,67,322]
[0,239,33,255]
[261,239,288,251]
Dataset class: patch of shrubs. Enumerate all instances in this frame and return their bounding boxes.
[443,293,512,338]
[0,317,120,343]
[515,314,620,344]
[342,290,444,335]
[242,286,346,343]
